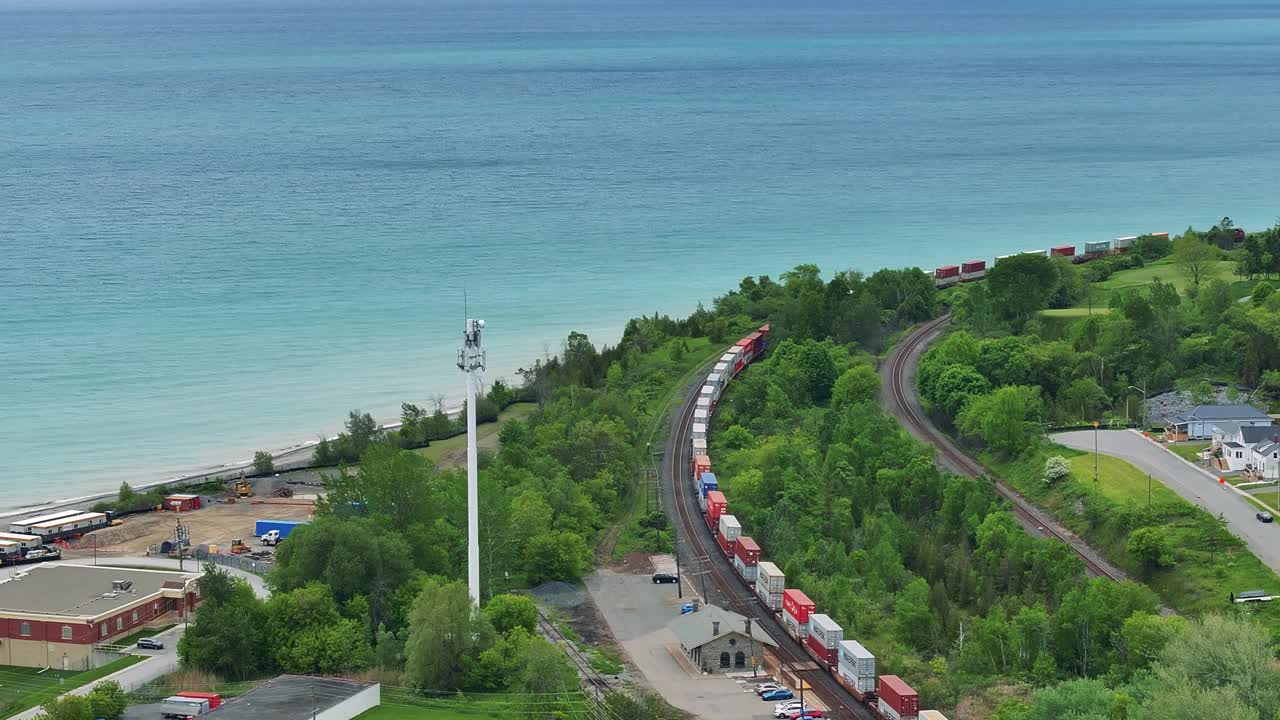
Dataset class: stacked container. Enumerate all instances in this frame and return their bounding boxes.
[733,537,760,583]
[717,515,741,558]
[782,589,815,641]
[693,407,709,424]
[877,676,919,720]
[960,260,986,281]
[720,351,739,378]
[697,472,717,512]
[691,422,707,445]
[918,712,949,720]
[691,454,711,488]
[754,561,784,612]
[706,372,723,399]
[692,436,708,463]
[704,491,727,534]
[805,613,843,669]
[712,362,729,381]
[837,639,876,696]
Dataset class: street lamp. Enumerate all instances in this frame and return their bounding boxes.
[1127,384,1148,429]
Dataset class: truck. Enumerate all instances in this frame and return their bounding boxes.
[260,529,283,546]
[254,519,305,542]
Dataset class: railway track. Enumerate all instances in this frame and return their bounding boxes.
[883,314,1125,582]
[663,369,872,720]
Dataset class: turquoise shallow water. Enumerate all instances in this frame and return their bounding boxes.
[4,0,1280,508]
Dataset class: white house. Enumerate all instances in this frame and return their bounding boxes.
[1249,440,1280,480]
[1166,404,1272,441]
[1210,423,1280,477]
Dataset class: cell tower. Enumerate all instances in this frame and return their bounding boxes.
[457,317,486,606]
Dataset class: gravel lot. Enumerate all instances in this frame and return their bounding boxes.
[586,563,779,720]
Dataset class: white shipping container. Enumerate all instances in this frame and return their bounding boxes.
[807,613,843,649]
[713,362,729,376]
[691,422,707,441]
[755,561,785,594]
[718,515,741,541]
[782,610,808,640]
[693,408,709,422]
[754,581,783,611]
[878,698,915,720]
[733,554,757,582]
[919,711,949,720]
[720,353,737,365]
[839,665,876,694]
[692,437,707,454]
[707,372,723,387]
[837,639,876,681]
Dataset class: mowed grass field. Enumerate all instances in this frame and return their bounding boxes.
[413,402,536,468]
[0,656,143,716]
[356,707,480,720]
[1067,454,1182,506]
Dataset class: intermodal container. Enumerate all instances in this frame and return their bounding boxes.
[734,536,759,566]
[733,552,757,583]
[1150,231,1169,239]
[1113,235,1137,251]
[165,494,201,512]
[1050,245,1075,257]
[713,362,729,378]
[808,613,842,649]
[783,610,808,641]
[254,520,306,539]
[782,589,814,640]
[995,254,1014,263]
[755,561,784,611]
[691,422,707,443]
[918,711,949,720]
[693,408,709,423]
[837,639,876,694]
[1022,248,1048,257]
[878,675,919,720]
[934,265,959,279]
[718,514,741,541]
[695,397,711,414]
[692,436,708,456]
[960,260,986,273]
[805,630,838,668]
[1084,240,1111,254]
[717,532,736,558]
[699,472,717,497]
[176,692,222,709]
[705,491,727,525]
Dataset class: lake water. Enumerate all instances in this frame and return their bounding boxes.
[4,0,1280,509]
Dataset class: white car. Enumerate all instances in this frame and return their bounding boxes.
[775,701,812,718]
[753,683,783,695]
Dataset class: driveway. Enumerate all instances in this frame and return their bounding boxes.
[586,567,779,720]
[1052,429,1280,573]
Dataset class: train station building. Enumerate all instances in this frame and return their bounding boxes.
[0,564,199,669]
[670,604,777,674]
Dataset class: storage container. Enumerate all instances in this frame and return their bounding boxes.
[755,561,784,594]
[254,520,306,539]
[734,536,759,566]
[782,589,814,624]
[718,515,741,541]
[838,639,875,681]
[878,675,919,720]
[808,613,843,649]
[733,553,757,582]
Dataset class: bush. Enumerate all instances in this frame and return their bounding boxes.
[253,451,274,475]
[1043,456,1071,485]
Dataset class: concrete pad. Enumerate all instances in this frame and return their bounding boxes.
[587,569,777,720]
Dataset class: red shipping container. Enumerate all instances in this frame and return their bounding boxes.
[717,533,736,558]
[176,692,222,709]
[934,265,960,279]
[960,260,986,272]
[692,455,711,483]
[805,631,838,667]
[734,536,760,566]
[782,589,815,624]
[1050,245,1076,256]
[705,491,727,524]
[878,676,919,718]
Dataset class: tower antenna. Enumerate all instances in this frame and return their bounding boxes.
[457,302,486,606]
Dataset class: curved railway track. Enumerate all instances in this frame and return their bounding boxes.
[883,314,1124,581]
[664,367,871,720]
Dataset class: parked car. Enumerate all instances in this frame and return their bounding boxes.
[753,683,783,695]
[790,711,824,720]
[1257,512,1273,523]
[775,701,812,717]
[652,572,678,584]
[761,689,794,702]
[137,637,165,650]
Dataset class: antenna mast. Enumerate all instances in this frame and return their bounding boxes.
[457,314,486,606]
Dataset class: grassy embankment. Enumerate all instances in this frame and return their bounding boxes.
[354,688,592,720]
[985,444,1280,620]
[1040,257,1237,322]
[411,402,537,468]
[0,656,145,716]
[1166,442,1209,463]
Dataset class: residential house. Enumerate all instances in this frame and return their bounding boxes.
[1165,404,1272,441]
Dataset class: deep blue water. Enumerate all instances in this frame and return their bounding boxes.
[4,0,1280,508]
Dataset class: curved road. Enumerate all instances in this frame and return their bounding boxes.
[880,315,1130,582]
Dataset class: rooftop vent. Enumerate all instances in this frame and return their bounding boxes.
[111,579,133,592]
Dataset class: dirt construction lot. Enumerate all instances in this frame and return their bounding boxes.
[587,559,783,720]
[74,502,313,553]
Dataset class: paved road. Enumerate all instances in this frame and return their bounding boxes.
[1052,429,1280,573]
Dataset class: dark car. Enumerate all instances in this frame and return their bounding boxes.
[1258,512,1274,523]
[652,572,678,584]
[137,637,165,650]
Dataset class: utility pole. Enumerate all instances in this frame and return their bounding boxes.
[458,316,487,606]
[1093,420,1100,484]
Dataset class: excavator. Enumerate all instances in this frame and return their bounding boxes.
[233,471,253,498]
[229,538,250,555]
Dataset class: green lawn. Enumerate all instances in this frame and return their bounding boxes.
[1067,454,1181,506]
[0,656,144,716]
[413,402,536,468]
[356,706,482,720]
[357,690,591,720]
[1040,307,1111,318]
[1166,443,1209,464]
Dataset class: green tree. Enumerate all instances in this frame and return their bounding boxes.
[1172,236,1220,293]
[512,636,582,716]
[1252,282,1273,306]
[1119,612,1186,672]
[525,531,592,584]
[1062,377,1110,422]
[32,695,94,720]
[1132,233,1172,261]
[957,385,1043,455]
[345,409,382,457]
[1126,527,1176,569]
[484,594,539,636]
[253,450,274,475]
[1028,678,1113,720]
[831,364,880,409]
[1149,614,1280,717]
[87,681,129,720]
[987,253,1058,331]
[178,566,270,679]
[893,577,937,652]
[930,365,991,417]
[403,581,495,691]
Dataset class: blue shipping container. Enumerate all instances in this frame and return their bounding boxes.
[255,520,307,539]
[700,472,718,497]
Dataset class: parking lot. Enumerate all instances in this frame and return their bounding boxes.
[586,559,783,720]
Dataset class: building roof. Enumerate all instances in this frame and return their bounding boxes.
[1180,405,1271,422]
[0,564,196,619]
[1213,421,1242,437]
[1256,442,1280,456]
[207,676,374,720]
[668,604,778,650]
[1242,426,1280,445]
[1225,441,1244,449]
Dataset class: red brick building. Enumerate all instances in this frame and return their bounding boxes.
[0,564,199,669]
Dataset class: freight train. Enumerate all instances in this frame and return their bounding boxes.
[692,325,942,720]
[932,231,1172,288]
